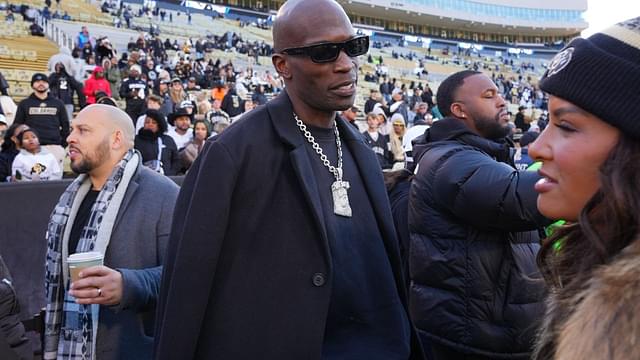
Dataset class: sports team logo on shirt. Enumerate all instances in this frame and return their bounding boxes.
[28,106,58,115]
[544,47,574,78]
[31,162,46,175]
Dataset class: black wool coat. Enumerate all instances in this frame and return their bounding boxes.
[154,91,423,360]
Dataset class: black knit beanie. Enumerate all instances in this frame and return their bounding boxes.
[539,17,640,137]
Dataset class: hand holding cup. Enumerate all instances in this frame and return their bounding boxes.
[69,265,123,306]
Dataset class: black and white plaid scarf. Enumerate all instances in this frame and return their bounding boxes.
[43,150,139,360]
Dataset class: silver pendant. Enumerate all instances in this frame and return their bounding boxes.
[331,180,352,217]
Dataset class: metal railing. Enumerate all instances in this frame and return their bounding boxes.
[38,15,75,51]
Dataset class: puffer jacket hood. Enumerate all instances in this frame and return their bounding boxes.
[412,117,514,167]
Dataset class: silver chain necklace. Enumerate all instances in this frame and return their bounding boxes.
[294,113,352,217]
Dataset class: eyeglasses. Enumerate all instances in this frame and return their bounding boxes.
[280,35,369,63]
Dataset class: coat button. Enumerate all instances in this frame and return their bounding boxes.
[312,273,326,287]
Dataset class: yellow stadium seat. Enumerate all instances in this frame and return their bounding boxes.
[24,50,37,61]
[11,49,24,60]
[15,70,30,82]
[12,83,29,97]
[2,69,17,82]
[0,47,10,59]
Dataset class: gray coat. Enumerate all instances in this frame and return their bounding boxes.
[94,165,178,360]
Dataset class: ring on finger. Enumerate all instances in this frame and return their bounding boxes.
[97,288,102,297]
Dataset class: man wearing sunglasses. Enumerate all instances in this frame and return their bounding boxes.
[154,1,423,359]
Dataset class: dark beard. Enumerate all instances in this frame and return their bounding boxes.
[70,137,111,174]
[474,113,510,140]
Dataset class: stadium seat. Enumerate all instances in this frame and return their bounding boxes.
[24,50,38,62]
[11,50,25,61]
[0,47,10,59]
[15,70,31,82]
[2,69,17,82]
[11,83,29,97]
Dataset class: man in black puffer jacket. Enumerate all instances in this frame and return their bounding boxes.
[408,70,549,359]
[0,254,32,360]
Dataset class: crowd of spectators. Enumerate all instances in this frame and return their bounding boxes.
[0,1,550,184]
[0,4,287,181]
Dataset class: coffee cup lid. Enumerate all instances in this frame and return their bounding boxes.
[68,251,104,263]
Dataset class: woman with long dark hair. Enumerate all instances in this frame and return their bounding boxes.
[529,17,640,360]
[0,123,28,182]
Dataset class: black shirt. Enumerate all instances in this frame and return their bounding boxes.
[14,94,69,146]
[68,189,100,254]
[303,124,410,360]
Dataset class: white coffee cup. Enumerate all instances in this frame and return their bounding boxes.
[68,251,104,283]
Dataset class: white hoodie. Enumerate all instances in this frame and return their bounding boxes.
[11,149,62,181]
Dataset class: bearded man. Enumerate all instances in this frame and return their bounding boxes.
[42,104,178,360]
[408,70,549,359]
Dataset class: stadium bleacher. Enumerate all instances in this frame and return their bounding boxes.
[0,33,59,102]
[0,0,558,121]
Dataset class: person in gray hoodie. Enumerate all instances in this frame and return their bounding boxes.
[47,47,77,79]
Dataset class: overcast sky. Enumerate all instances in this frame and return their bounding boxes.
[582,0,640,36]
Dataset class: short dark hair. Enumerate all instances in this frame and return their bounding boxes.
[436,70,481,117]
[147,94,163,105]
[16,128,38,147]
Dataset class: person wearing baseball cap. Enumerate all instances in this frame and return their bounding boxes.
[340,105,359,129]
[119,64,147,122]
[185,76,200,98]
[13,73,68,165]
[31,73,48,85]
[389,87,409,126]
[529,17,640,360]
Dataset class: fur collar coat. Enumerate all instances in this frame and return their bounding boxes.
[534,240,640,359]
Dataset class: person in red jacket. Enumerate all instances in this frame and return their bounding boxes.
[83,66,111,104]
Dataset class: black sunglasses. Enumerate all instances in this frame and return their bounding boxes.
[280,35,369,63]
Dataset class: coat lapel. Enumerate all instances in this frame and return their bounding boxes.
[113,169,139,230]
[266,92,330,260]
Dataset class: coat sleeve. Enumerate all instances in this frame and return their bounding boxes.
[431,149,547,232]
[113,266,162,313]
[154,139,238,360]
[118,79,129,99]
[160,136,180,176]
